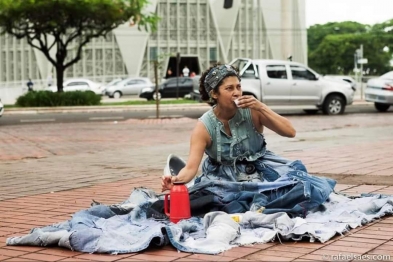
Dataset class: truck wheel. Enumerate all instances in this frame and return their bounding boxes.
[374,103,390,112]
[322,95,345,115]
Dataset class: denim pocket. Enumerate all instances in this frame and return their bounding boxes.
[289,160,308,173]
[287,171,333,202]
[230,134,249,158]
[255,164,280,182]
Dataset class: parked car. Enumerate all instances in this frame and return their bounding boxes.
[365,71,393,112]
[105,77,154,99]
[189,75,202,102]
[101,78,125,95]
[139,77,194,100]
[0,98,3,117]
[229,58,355,115]
[47,78,103,95]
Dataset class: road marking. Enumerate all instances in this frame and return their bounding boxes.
[20,119,56,123]
[148,115,184,119]
[89,116,125,121]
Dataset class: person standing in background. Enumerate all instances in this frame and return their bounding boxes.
[26,78,34,92]
[47,74,53,87]
[182,66,190,77]
[167,68,173,79]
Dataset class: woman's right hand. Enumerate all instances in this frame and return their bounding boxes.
[161,175,175,192]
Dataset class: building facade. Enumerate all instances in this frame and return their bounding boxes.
[0,0,306,89]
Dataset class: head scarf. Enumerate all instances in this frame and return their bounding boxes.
[204,64,239,97]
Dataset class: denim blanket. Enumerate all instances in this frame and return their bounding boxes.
[6,186,393,255]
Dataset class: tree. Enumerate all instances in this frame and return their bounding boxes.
[370,19,393,34]
[309,33,392,75]
[307,21,368,53]
[307,20,393,75]
[0,0,158,92]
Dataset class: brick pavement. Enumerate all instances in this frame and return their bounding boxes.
[0,113,393,261]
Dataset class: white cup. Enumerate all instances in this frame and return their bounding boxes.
[234,99,240,107]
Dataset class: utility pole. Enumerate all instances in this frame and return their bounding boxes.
[176,52,180,99]
[354,52,358,83]
[154,60,159,119]
[356,45,368,100]
[360,45,364,100]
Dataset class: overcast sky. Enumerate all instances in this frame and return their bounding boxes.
[306,0,393,27]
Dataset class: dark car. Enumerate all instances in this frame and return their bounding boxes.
[139,77,194,100]
[189,75,214,105]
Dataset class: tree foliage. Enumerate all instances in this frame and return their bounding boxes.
[308,21,368,52]
[308,20,393,75]
[0,0,158,92]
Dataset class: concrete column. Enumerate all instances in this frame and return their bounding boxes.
[281,0,292,60]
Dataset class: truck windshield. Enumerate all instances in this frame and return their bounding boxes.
[230,59,249,72]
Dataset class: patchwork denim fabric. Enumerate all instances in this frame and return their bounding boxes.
[7,188,393,254]
[197,107,336,216]
[188,175,334,217]
[7,190,169,254]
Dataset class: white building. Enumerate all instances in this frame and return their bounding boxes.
[0,0,307,103]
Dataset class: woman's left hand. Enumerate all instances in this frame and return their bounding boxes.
[237,95,263,110]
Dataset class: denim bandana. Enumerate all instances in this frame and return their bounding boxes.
[204,65,238,97]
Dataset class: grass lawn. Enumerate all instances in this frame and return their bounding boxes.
[101,99,200,106]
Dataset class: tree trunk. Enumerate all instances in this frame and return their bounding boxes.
[56,66,64,92]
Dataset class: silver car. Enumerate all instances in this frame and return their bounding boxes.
[101,78,125,95]
[365,71,393,112]
[105,77,154,99]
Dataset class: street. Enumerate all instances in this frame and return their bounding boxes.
[1,102,391,126]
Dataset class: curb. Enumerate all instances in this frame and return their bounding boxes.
[3,100,372,115]
[4,103,211,115]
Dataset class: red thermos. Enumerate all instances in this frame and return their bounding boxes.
[164,182,191,223]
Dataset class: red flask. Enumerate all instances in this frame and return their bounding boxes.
[164,182,191,223]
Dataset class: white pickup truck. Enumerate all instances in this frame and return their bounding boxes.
[229,58,356,115]
[0,98,3,117]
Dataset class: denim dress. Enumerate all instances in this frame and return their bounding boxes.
[197,107,298,183]
[193,107,336,216]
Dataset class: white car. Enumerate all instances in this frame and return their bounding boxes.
[105,77,154,98]
[0,99,3,117]
[48,78,104,95]
[365,71,393,112]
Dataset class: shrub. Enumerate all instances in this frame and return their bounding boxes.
[16,91,101,107]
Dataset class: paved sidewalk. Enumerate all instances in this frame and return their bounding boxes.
[0,180,392,262]
[0,112,393,261]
